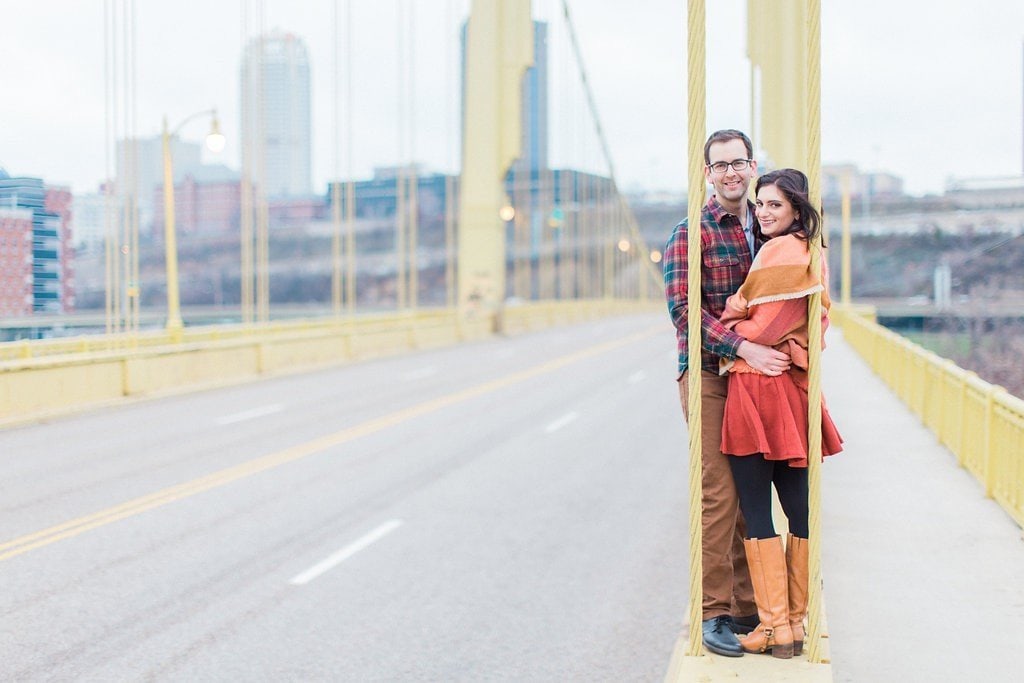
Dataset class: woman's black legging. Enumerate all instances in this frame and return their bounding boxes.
[728,454,809,539]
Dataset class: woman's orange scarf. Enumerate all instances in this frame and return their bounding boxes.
[719,233,829,375]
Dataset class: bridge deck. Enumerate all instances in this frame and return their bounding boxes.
[0,313,1020,680]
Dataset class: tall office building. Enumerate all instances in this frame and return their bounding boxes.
[0,171,74,313]
[240,31,313,199]
[517,21,548,175]
[0,206,33,316]
[462,20,548,177]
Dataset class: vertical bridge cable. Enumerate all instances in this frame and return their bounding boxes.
[103,0,138,340]
[119,0,129,337]
[345,0,356,316]
[394,0,407,311]
[408,0,419,310]
[103,0,116,337]
[255,0,269,325]
[120,0,133,337]
[804,0,825,665]
[125,0,139,336]
[685,0,706,658]
[444,0,458,309]
[240,0,253,325]
[558,0,661,295]
[331,0,343,317]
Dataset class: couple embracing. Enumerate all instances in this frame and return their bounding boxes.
[664,129,843,659]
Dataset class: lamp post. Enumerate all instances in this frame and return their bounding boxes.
[162,109,225,336]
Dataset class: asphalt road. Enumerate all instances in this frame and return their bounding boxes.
[0,313,691,682]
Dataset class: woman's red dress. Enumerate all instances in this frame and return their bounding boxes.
[721,368,843,468]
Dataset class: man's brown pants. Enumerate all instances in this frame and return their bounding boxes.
[679,370,756,620]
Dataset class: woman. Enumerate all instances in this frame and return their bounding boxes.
[718,168,843,659]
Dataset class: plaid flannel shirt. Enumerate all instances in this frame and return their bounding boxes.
[663,195,761,376]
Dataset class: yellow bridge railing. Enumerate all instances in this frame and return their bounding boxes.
[835,305,1024,528]
[0,299,655,427]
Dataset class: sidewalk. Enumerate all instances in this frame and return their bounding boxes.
[665,328,1024,682]
[819,328,1024,682]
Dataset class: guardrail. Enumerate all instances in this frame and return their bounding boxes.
[834,305,1024,528]
[0,299,655,427]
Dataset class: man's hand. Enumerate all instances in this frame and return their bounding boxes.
[737,340,791,376]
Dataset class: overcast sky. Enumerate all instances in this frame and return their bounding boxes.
[1,1,1022,197]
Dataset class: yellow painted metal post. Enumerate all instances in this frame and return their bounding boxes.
[458,0,533,316]
[984,385,998,498]
[749,0,807,170]
[685,0,706,659]
[805,0,825,665]
[746,0,763,146]
[161,117,183,337]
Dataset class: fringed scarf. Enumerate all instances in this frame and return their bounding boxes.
[719,233,830,375]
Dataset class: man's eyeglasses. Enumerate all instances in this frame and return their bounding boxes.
[707,159,752,174]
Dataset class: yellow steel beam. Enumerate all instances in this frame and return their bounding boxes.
[458,0,533,315]
[748,0,808,169]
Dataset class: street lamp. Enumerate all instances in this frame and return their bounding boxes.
[162,108,225,336]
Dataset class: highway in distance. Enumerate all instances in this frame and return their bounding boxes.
[0,313,690,681]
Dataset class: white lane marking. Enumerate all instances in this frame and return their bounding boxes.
[289,519,404,586]
[215,403,285,425]
[544,411,580,434]
[402,366,438,381]
[628,370,647,384]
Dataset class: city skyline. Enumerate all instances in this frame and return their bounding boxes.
[1,1,1023,197]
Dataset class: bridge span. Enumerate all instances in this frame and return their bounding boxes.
[1,312,1021,681]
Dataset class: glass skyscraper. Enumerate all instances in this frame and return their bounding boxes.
[240,31,313,198]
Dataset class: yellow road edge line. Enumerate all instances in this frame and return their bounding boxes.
[0,326,663,563]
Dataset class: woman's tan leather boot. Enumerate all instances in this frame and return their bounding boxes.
[740,536,794,659]
[786,534,809,656]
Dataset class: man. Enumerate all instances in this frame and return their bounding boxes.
[663,129,792,657]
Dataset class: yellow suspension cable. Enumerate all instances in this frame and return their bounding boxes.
[255,18,270,327]
[240,1,253,325]
[685,0,706,658]
[103,0,116,338]
[331,0,342,317]
[805,0,825,665]
[558,0,660,299]
[128,0,139,337]
[345,0,356,317]
[395,0,407,311]
[444,0,458,310]
[121,0,133,337]
[408,0,418,311]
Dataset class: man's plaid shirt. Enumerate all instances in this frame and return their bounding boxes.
[663,196,761,376]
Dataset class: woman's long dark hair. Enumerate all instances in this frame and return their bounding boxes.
[755,168,822,243]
